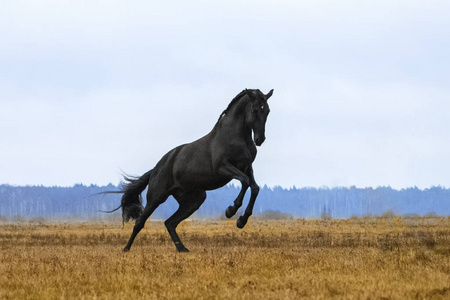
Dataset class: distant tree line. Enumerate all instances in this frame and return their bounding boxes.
[0,184,448,221]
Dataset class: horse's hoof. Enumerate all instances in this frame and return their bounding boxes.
[225,206,236,218]
[175,244,190,252]
[237,216,247,229]
[123,247,130,252]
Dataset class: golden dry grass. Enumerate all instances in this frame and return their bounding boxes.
[0,217,449,299]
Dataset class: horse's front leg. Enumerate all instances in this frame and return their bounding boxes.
[225,183,248,218]
[215,160,250,219]
[236,166,259,229]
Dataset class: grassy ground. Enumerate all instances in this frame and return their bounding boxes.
[0,217,449,299]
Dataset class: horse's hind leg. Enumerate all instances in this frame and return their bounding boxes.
[165,191,206,252]
[123,190,167,252]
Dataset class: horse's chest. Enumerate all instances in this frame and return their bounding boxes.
[228,143,256,168]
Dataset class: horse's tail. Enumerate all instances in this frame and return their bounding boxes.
[102,170,153,223]
[120,170,154,222]
[102,148,174,223]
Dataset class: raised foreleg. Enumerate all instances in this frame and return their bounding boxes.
[215,160,253,221]
[236,166,259,228]
[225,183,249,218]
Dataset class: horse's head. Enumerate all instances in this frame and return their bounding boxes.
[245,89,273,146]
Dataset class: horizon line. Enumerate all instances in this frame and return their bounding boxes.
[1,182,448,191]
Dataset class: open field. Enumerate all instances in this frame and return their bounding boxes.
[0,217,449,299]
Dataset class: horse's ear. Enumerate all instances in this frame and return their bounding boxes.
[265,89,274,100]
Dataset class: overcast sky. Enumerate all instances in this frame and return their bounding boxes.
[1,0,449,189]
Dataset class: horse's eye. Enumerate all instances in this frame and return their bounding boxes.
[260,105,264,110]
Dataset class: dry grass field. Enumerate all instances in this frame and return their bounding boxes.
[0,216,449,299]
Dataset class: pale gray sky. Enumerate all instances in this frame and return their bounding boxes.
[1,0,449,189]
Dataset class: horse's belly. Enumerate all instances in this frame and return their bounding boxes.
[175,169,230,191]
[202,177,232,191]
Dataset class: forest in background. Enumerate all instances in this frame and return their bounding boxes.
[0,183,448,221]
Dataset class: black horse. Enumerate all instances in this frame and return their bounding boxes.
[108,88,273,252]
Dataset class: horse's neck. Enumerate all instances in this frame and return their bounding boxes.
[217,99,252,140]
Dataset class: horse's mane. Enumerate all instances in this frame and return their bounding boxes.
[213,89,252,129]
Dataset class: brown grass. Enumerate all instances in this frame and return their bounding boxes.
[0,217,449,299]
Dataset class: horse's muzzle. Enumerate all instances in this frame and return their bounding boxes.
[254,136,265,146]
